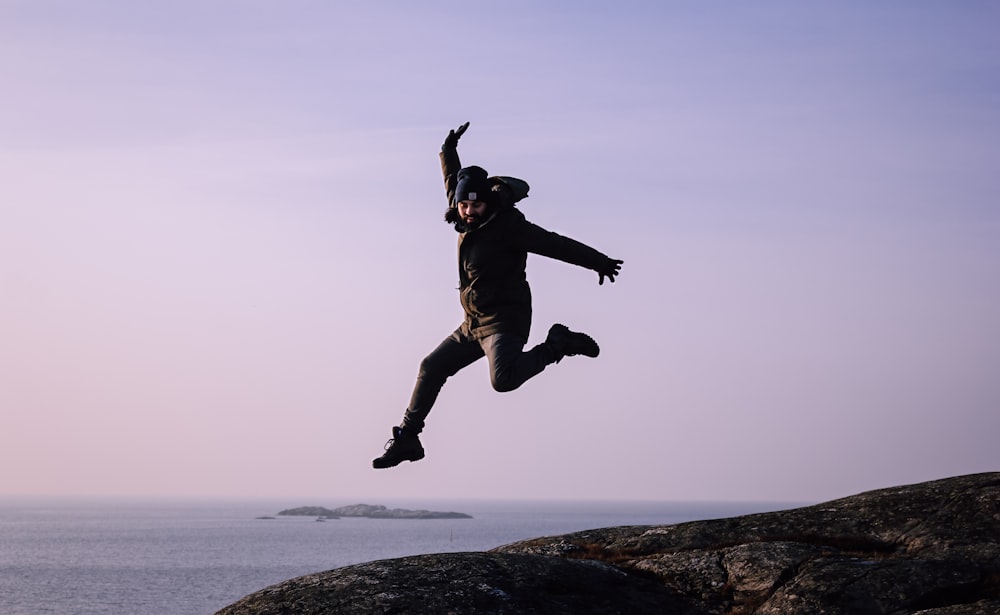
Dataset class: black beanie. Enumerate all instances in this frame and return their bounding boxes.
[454,166,491,204]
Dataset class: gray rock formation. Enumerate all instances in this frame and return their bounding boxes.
[329,504,472,519]
[220,473,999,614]
[216,552,687,614]
[277,506,340,518]
[277,504,471,519]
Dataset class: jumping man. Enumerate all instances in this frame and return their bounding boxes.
[372,122,623,469]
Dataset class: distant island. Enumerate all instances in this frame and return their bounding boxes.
[277,504,472,520]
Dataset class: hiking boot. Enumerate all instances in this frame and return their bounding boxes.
[545,324,600,362]
[372,426,425,469]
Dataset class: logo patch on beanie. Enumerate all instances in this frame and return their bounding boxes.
[468,192,477,200]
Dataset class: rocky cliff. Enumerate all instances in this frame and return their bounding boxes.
[218,473,999,614]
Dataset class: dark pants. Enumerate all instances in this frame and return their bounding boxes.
[401,328,557,434]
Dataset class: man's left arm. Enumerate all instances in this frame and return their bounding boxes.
[440,122,469,206]
[519,221,623,285]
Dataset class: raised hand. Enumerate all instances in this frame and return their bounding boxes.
[442,121,470,151]
[598,258,623,285]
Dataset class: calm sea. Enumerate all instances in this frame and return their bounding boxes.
[0,498,799,614]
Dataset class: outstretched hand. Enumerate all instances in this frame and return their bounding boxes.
[599,258,624,285]
[443,121,470,151]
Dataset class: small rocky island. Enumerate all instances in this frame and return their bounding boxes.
[223,473,999,614]
[276,503,472,520]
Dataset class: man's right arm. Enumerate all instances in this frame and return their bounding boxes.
[518,219,622,284]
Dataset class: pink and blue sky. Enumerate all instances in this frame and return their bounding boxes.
[2,1,997,503]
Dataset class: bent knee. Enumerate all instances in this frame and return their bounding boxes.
[490,377,522,393]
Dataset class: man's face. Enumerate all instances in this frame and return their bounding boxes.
[458,200,489,229]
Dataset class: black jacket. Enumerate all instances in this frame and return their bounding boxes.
[441,145,611,339]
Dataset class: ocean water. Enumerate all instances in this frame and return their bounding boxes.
[0,498,799,614]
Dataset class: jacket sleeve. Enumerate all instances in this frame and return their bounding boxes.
[440,145,462,207]
[516,218,610,272]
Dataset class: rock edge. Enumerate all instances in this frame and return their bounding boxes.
[221,473,1000,614]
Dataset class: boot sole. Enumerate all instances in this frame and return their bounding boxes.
[372,451,425,469]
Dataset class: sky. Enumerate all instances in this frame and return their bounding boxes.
[2,1,998,505]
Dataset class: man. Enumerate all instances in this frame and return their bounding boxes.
[372,122,623,469]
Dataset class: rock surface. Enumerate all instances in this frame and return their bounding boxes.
[216,552,688,614]
[277,504,472,519]
[220,473,999,614]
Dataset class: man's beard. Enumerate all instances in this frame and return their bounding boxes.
[462,206,493,230]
